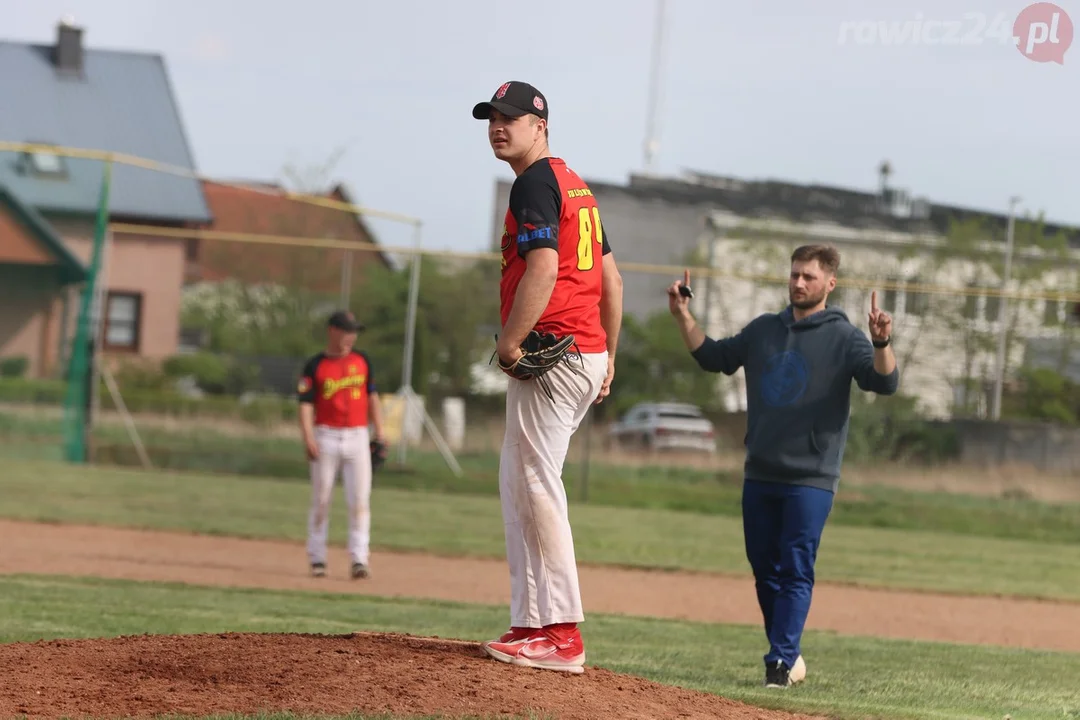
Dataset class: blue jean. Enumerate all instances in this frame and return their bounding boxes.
[742,478,834,668]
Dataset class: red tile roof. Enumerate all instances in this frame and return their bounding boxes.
[190,180,391,290]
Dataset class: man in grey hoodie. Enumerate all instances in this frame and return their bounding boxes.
[668,244,898,689]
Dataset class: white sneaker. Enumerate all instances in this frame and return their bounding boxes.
[789,655,807,684]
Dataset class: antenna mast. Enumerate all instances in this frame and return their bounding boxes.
[643,0,669,175]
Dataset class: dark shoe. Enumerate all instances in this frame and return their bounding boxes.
[765,659,791,688]
[310,562,327,578]
[351,562,370,579]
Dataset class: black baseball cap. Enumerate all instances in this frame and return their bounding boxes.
[472,81,548,121]
[327,310,364,332]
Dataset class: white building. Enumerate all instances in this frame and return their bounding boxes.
[692,209,1080,419]
[482,165,1080,419]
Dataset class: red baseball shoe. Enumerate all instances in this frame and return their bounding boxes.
[485,624,585,674]
[482,626,535,653]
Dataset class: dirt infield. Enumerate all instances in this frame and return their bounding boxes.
[3,519,1080,653]
[3,518,1080,719]
[0,632,830,720]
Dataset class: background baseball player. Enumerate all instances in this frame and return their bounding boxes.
[471,80,625,674]
[297,310,386,580]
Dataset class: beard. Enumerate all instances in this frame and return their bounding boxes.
[790,289,827,309]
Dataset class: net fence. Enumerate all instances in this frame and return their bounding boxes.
[4,221,1080,477]
[2,145,1080,478]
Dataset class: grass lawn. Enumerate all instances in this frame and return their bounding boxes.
[4,459,1080,602]
[2,573,1078,720]
[5,411,1080,545]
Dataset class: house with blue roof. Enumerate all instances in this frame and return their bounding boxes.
[0,19,212,378]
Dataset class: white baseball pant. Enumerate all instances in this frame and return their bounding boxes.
[499,350,608,628]
[307,424,372,566]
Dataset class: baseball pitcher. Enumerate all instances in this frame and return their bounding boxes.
[297,310,386,580]
[472,81,624,674]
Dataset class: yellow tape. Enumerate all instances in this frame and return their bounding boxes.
[6,141,1078,304]
[0,141,420,225]
[108,222,1080,303]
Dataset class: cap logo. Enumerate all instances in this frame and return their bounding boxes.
[533,95,544,110]
[496,82,511,98]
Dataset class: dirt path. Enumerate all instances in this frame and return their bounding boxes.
[4,519,1080,653]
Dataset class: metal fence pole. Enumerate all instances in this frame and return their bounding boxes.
[579,407,593,502]
[397,222,423,466]
[990,196,1021,421]
[340,250,353,308]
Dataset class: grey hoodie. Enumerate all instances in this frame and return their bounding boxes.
[691,305,899,492]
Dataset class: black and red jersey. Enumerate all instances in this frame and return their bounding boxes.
[297,350,375,427]
[499,157,611,354]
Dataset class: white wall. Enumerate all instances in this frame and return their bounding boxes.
[698,228,1080,419]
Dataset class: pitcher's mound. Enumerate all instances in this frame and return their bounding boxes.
[0,631,825,720]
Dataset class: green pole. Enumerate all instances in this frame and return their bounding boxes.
[62,160,112,463]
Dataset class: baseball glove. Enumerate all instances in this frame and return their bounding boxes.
[490,330,581,401]
[370,438,388,471]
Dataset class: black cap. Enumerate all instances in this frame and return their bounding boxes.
[327,310,364,332]
[472,81,548,121]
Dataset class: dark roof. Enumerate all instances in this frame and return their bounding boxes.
[0,32,211,224]
[0,183,87,284]
[587,170,1080,248]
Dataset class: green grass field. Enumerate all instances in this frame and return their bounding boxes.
[4,574,1079,720]
[5,410,1080,545]
[4,448,1080,719]
[4,458,1080,601]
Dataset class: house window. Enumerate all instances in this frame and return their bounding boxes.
[103,292,142,351]
[905,280,931,317]
[882,284,900,313]
[827,286,846,312]
[1043,298,1062,326]
[962,294,978,319]
[185,237,200,262]
[20,144,69,179]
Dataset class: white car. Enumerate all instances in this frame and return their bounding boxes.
[607,402,718,453]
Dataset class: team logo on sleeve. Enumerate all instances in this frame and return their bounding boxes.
[298,377,312,394]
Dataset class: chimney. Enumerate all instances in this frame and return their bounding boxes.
[54,16,84,74]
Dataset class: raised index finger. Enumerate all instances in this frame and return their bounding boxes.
[871,291,878,312]
[683,268,691,287]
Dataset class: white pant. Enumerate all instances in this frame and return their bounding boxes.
[499,350,608,628]
[307,425,372,565]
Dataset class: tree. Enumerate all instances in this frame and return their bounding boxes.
[903,212,1072,417]
[180,279,326,358]
[347,255,501,398]
[599,308,724,419]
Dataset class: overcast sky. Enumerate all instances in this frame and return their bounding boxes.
[4,0,1077,254]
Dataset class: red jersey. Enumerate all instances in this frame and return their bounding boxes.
[499,157,611,354]
[297,350,375,427]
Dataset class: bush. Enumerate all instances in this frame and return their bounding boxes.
[0,378,66,404]
[0,356,30,379]
[0,376,294,427]
[114,360,170,395]
[1007,367,1080,425]
[845,392,959,466]
[163,353,228,391]
[162,352,261,396]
